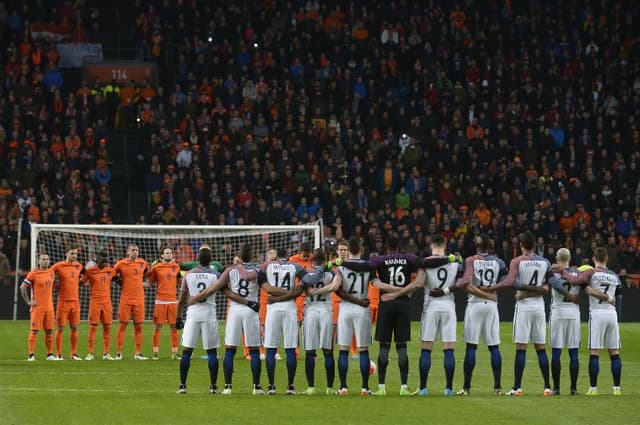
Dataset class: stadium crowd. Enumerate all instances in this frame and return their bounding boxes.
[1,0,639,280]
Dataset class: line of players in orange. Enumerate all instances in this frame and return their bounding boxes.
[20,241,377,361]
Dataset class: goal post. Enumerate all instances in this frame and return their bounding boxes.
[18,223,322,321]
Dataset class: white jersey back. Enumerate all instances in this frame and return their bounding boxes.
[468,254,506,304]
[589,268,620,312]
[184,267,219,319]
[303,267,334,307]
[266,260,304,312]
[340,260,371,303]
[514,255,550,309]
[425,262,460,311]
[229,263,260,305]
[551,268,580,315]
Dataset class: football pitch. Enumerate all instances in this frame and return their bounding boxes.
[1,321,638,425]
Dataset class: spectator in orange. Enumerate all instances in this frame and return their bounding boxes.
[473,202,491,227]
[559,210,576,234]
[466,118,485,141]
[573,203,591,226]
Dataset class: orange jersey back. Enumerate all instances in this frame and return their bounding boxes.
[51,261,83,301]
[149,262,180,302]
[25,269,56,310]
[368,282,380,308]
[289,254,313,318]
[114,258,148,302]
[82,266,115,303]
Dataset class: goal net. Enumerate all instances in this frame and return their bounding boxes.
[26,223,322,321]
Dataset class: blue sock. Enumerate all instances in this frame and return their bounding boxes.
[180,350,192,386]
[489,345,502,390]
[207,349,218,388]
[285,348,297,387]
[537,349,550,388]
[223,348,235,386]
[324,351,335,388]
[610,354,621,387]
[266,348,277,386]
[514,349,526,389]
[463,344,477,390]
[378,344,390,385]
[305,351,315,387]
[569,348,579,391]
[551,348,562,391]
[419,349,431,390]
[249,349,261,386]
[443,349,455,391]
[338,350,349,389]
[359,350,370,390]
[589,355,599,387]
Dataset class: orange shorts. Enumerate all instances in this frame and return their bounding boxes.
[153,303,177,325]
[89,301,113,324]
[31,309,55,331]
[56,300,81,326]
[118,300,145,323]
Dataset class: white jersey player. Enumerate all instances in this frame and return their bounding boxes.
[420,236,461,395]
[310,237,376,395]
[175,247,221,394]
[261,248,307,395]
[438,234,506,395]
[560,247,622,396]
[547,248,582,395]
[483,231,553,396]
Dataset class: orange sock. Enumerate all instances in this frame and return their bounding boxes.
[351,335,357,356]
[134,323,143,353]
[55,329,63,355]
[28,331,38,354]
[152,328,161,352]
[116,322,127,352]
[70,329,79,355]
[170,329,179,352]
[103,324,111,354]
[45,332,53,353]
[88,324,98,353]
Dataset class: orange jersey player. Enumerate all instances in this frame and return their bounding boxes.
[82,251,116,360]
[289,241,313,323]
[113,244,149,360]
[148,247,181,359]
[20,253,57,361]
[50,246,84,360]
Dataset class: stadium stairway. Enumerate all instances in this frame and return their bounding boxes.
[107,129,147,223]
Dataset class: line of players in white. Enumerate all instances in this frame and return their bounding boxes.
[176,231,622,397]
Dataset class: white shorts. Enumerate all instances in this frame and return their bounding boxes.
[589,311,620,350]
[513,306,546,344]
[303,306,333,351]
[549,310,581,349]
[181,317,219,350]
[337,303,371,348]
[225,305,261,348]
[421,308,457,343]
[463,301,500,346]
[264,309,298,349]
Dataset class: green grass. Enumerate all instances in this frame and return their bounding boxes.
[0,321,637,425]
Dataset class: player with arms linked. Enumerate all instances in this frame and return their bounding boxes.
[176,246,221,394]
[340,235,454,395]
[558,247,622,396]
[482,231,553,396]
